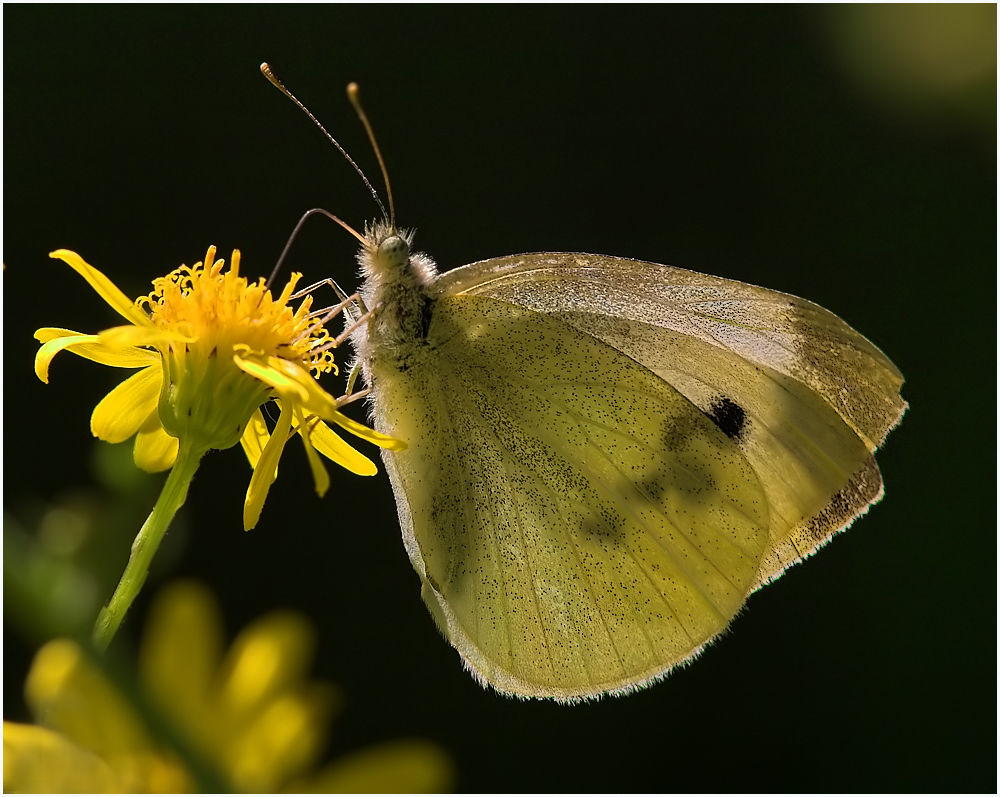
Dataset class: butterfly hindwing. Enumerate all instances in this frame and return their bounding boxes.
[372,292,770,699]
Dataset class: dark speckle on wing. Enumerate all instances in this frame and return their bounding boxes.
[706,396,747,442]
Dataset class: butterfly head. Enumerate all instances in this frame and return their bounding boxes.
[359,221,436,289]
[375,228,410,272]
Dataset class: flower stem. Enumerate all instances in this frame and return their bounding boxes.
[93,441,204,650]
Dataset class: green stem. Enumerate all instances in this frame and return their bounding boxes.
[93,441,204,650]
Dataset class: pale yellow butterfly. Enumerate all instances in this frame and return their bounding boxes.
[263,66,906,702]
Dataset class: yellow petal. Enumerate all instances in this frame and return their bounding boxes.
[233,353,312,404]
[291,739,454,794]
[34,327,157,383]
[24,640,147,759]
[91,367,162,443]
[138,582,225,742]
[35,333,99,384]
[324,409,408,451]
[219,611,315,715]
[49,250,151,328]
[266,357,339,408]
[309,420,377,476]
[237,354,404,451]
[243,402,293,531]
[34,327,85,343]
[133,418,179,472]
[294,409,330,498]
[2,721,122,793]
[224,686,334,793]
[97,324,192,350]
[238,353,346,420]
[240,409,270,469]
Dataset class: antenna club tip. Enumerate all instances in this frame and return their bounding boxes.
[261,63,285,91]
[346,82,360,99]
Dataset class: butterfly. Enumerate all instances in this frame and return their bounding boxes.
[264,67,907,701]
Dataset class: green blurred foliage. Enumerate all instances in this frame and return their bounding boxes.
[823,4,995,131]
[5,442,164,642]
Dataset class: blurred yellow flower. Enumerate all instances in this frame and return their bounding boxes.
[35,246,403,530]
[3,582,453,793]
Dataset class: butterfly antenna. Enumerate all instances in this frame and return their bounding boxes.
[260,62,389,221]
[346,82,396,229]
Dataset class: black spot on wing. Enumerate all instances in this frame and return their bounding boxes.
[706,396,747,442]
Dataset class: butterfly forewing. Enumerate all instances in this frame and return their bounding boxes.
[435,253,906,449]
[434,253,906,587]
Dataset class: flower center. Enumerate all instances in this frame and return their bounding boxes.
[136,246,338,451]
[138,247,337,376]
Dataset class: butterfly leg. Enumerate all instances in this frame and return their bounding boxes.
[292,284,367,347]
[291,276,367,312]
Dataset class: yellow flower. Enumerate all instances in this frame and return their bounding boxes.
[34,246,402,530]
[3,582,454,793]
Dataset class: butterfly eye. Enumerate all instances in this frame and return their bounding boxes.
[377,235,410,270]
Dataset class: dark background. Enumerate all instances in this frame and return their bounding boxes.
[4,5,995,793]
